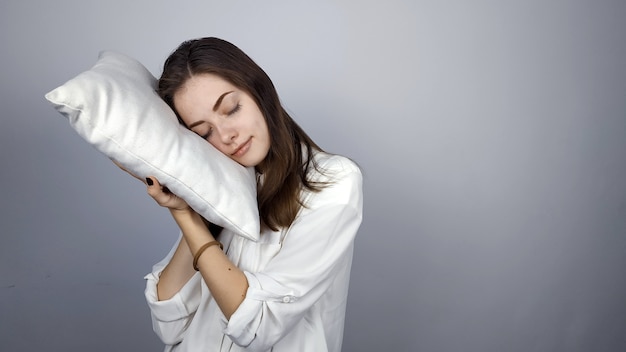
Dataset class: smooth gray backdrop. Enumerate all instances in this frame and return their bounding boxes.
[1,1,625,351]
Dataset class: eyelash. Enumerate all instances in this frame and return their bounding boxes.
[228,103,242,116]
[199,104,242,139]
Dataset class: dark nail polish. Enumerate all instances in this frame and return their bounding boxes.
[146,178,153,186]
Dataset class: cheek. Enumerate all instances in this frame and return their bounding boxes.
[256,115,270,141]
[207,138,228,155]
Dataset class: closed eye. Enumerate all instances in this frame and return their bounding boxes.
[227,103,241,116]
[193,125,212,140]
[199,129,212,139]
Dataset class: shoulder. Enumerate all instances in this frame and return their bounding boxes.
[310,151,362,182]
[302,151,363,208]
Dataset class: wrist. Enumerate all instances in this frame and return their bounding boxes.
[169,206,195,219]
[169,208,216,247]
[169,207,201,232]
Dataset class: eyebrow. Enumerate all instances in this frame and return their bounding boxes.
[188,91,234,129]
[213,91,234,112]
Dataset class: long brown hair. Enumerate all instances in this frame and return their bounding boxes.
[157,37,325,231]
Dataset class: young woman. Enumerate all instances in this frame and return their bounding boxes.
[142,37,362,352]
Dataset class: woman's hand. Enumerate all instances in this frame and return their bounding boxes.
[145,176,191,213]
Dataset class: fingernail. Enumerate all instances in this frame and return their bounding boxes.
[146,178,154,186]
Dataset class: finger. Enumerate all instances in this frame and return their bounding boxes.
[146,176,161,194]
[145,177,171,203]
[145,176,190,211]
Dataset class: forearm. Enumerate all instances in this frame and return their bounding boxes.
[156,236,196,301]
[169,208,248,320]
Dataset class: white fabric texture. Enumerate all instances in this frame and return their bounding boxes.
[144,152,363,352]
[44,51,260,240]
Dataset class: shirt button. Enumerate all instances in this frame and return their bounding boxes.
[282,296,292,303]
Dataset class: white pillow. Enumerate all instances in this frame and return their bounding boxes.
[45,51,260,241]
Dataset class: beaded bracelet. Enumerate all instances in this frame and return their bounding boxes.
[193,240,223,271]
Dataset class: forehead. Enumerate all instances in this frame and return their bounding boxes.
[173,73,238,121]
[176,73,236,102]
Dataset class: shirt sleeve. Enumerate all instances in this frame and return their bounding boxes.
[144,234,203,346]
[222,157,363,350]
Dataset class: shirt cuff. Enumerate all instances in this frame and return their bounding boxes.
[221,271,300,347]
[144,271,202,322]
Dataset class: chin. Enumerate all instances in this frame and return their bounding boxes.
[234,157,259,168]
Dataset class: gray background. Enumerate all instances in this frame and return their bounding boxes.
[1,1,625,351]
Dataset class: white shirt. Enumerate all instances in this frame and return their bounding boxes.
[144,152,363,352]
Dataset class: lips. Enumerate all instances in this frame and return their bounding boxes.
[231,138,251,157]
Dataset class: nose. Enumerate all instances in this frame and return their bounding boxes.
[215,123,237,145]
